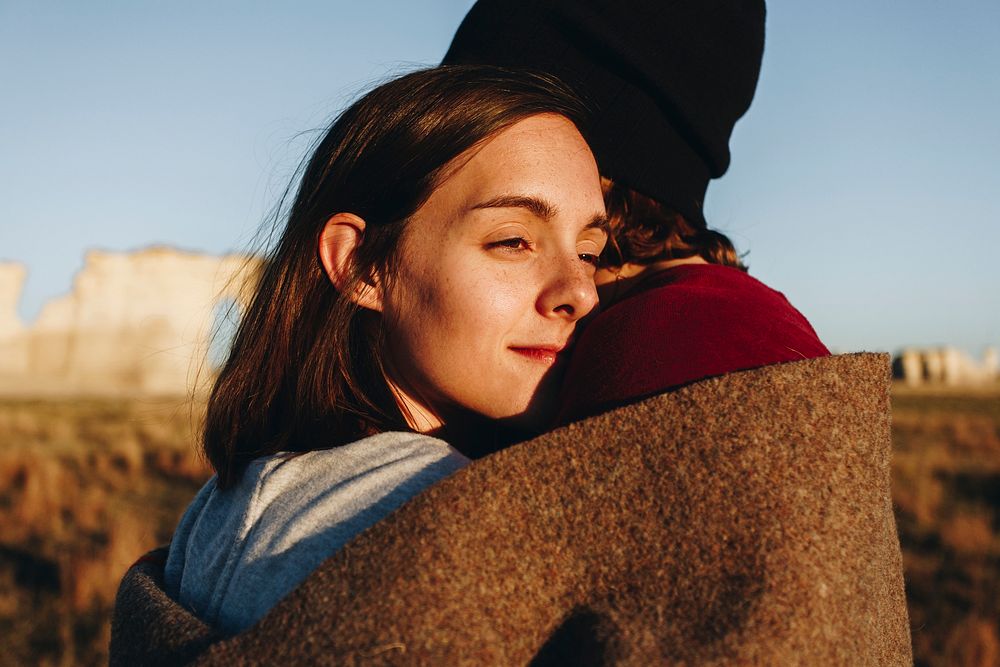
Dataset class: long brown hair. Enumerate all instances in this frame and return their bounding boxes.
[204,66,589,489]
[601,179,747,271]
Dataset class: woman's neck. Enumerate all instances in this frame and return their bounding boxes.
[386,377,444,434]
[386,377,526,459]
[594,255,707,305]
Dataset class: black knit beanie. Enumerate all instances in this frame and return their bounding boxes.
[442,0,766,226]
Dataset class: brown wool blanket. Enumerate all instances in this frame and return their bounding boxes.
[111,353,912,665]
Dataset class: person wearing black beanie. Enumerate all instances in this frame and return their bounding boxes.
[443,0,765,227]
[443,0,831,421]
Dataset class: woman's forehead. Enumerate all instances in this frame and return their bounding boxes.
[425,114,602,219]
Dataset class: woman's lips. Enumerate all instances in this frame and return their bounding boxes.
[509,345,568,366]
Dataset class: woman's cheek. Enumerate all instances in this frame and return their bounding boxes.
[465,266,529,334]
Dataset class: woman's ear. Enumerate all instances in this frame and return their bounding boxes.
[318,213,383,312]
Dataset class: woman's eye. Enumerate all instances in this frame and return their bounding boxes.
[487,237,531,252]
[578,240,605,267]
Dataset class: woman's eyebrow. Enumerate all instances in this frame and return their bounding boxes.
[471,195,609,233]
[470,194,556,220]
[586,213,611,234]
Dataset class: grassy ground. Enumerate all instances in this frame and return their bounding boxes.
[0,387,997,665]
[891,384,1000,666]
[0,398,210,667]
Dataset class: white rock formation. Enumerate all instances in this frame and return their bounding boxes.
[894,346,1000,387]
[0,247,260,396]
[0,263,29,376]
[898,349,924,388]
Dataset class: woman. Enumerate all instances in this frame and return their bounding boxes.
[163,64,609,635]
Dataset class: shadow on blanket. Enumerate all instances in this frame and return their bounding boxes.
[111,353,912,665]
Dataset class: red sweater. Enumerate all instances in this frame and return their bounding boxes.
[557,264,829,423]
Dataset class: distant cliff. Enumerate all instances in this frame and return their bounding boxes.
[892,346,1000,387]
[0,248,261,396]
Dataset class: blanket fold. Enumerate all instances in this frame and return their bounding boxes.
[111,353,912,665]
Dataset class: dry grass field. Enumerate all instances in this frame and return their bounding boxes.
[0,398,211,666]
[0,385,998,665]
[891,384,1000,666]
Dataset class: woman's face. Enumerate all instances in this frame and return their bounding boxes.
[380,113,607,432]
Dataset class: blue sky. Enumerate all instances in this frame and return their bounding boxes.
[1,1,997,355]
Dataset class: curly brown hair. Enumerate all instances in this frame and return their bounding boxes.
[601,178,747,272]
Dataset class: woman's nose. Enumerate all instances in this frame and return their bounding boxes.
[537,253,599,321]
